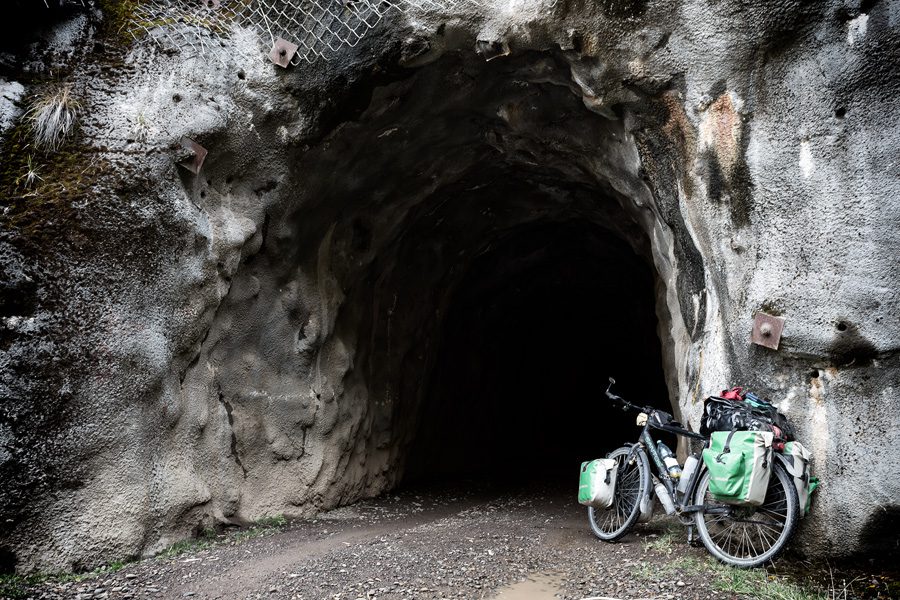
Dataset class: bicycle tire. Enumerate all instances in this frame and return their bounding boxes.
[693,461,799,568]
[588,445,650,542]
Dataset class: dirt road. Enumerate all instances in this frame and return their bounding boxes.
[11,483,889,600]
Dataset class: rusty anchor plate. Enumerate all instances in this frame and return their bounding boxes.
[751,312,785,350]
[178,137,208,174]
[269,38,299,68]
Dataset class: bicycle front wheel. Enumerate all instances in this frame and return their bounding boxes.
[693,461,799,568]
[588,445,649,542]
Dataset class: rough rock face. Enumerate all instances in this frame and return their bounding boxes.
[1,0,898,573]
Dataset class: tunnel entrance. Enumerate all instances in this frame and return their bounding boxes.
[205,49,690,518]
[402,219,671,484]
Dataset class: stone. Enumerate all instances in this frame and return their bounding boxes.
[0,78,25,137]
[0,0,898,576]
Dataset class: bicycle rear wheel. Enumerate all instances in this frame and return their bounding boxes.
[588,445,649,541]
[693,461,799,568]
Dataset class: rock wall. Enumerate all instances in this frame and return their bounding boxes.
[1,0,898,573]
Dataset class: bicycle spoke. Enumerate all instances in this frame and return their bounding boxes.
[705,516,731,528]
[711,523,730,545]
[747,524,760,557]
[757,521,775,550]
[722,522,735,552]
[756,506,787,521]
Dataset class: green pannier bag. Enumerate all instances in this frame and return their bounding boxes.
[702,430,774,506]
[781,441,818,517]
[578,458,618,508]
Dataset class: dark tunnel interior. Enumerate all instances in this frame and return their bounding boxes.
[401,220,673,485]
[276,49,683,493]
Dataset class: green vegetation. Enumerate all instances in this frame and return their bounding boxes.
[0,515,290,598]
[94,0,236,47]
[0,574,44,600]
[94,0,142,42]
[635,548,857,600]
[254,514,287,528]
[157,537,216,559]
[0,561,131,599]
[0,114,108,244]
[641,522,681,556]
[709,563,824,600]
[230,514,290,543]
[158,515,289,557]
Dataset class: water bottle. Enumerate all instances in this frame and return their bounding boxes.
[677,455,700,494]
[657,441,682,480]
[654,482,676,515]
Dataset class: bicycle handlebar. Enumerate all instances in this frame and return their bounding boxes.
[604,377,652,413]
[605,377,708,440]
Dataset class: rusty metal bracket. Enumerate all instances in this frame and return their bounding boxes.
[177,137,208,174]
[751,312,785,350]
[269,38,299,68]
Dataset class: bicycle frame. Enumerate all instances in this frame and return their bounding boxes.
[626,411,714,514]
[603,377,727,516]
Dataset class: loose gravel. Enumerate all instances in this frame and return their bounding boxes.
[7,483,889,600]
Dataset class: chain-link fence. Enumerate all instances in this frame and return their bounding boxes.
[124,0,471,65]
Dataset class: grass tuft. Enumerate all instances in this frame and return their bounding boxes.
[158,537,215,559]
[159,516,288,558]
[254,514,287,528]
[664,555,834,600]
[15,155,44,191]
[25,85,80,152]
[641,520,682,556]
[637,537,840,600]
[0,560,134,599]
[0,574,43,600]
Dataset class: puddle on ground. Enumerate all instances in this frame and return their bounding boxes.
[489,572,565,599]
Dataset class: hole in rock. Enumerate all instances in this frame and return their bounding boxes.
[401,221,671,485]
[239,52,682,504]
[0,547,16,575]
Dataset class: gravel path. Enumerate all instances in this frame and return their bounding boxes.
[9,483,890,600]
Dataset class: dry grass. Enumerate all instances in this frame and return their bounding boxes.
[25,85,81,152]
[15,155,44,191]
